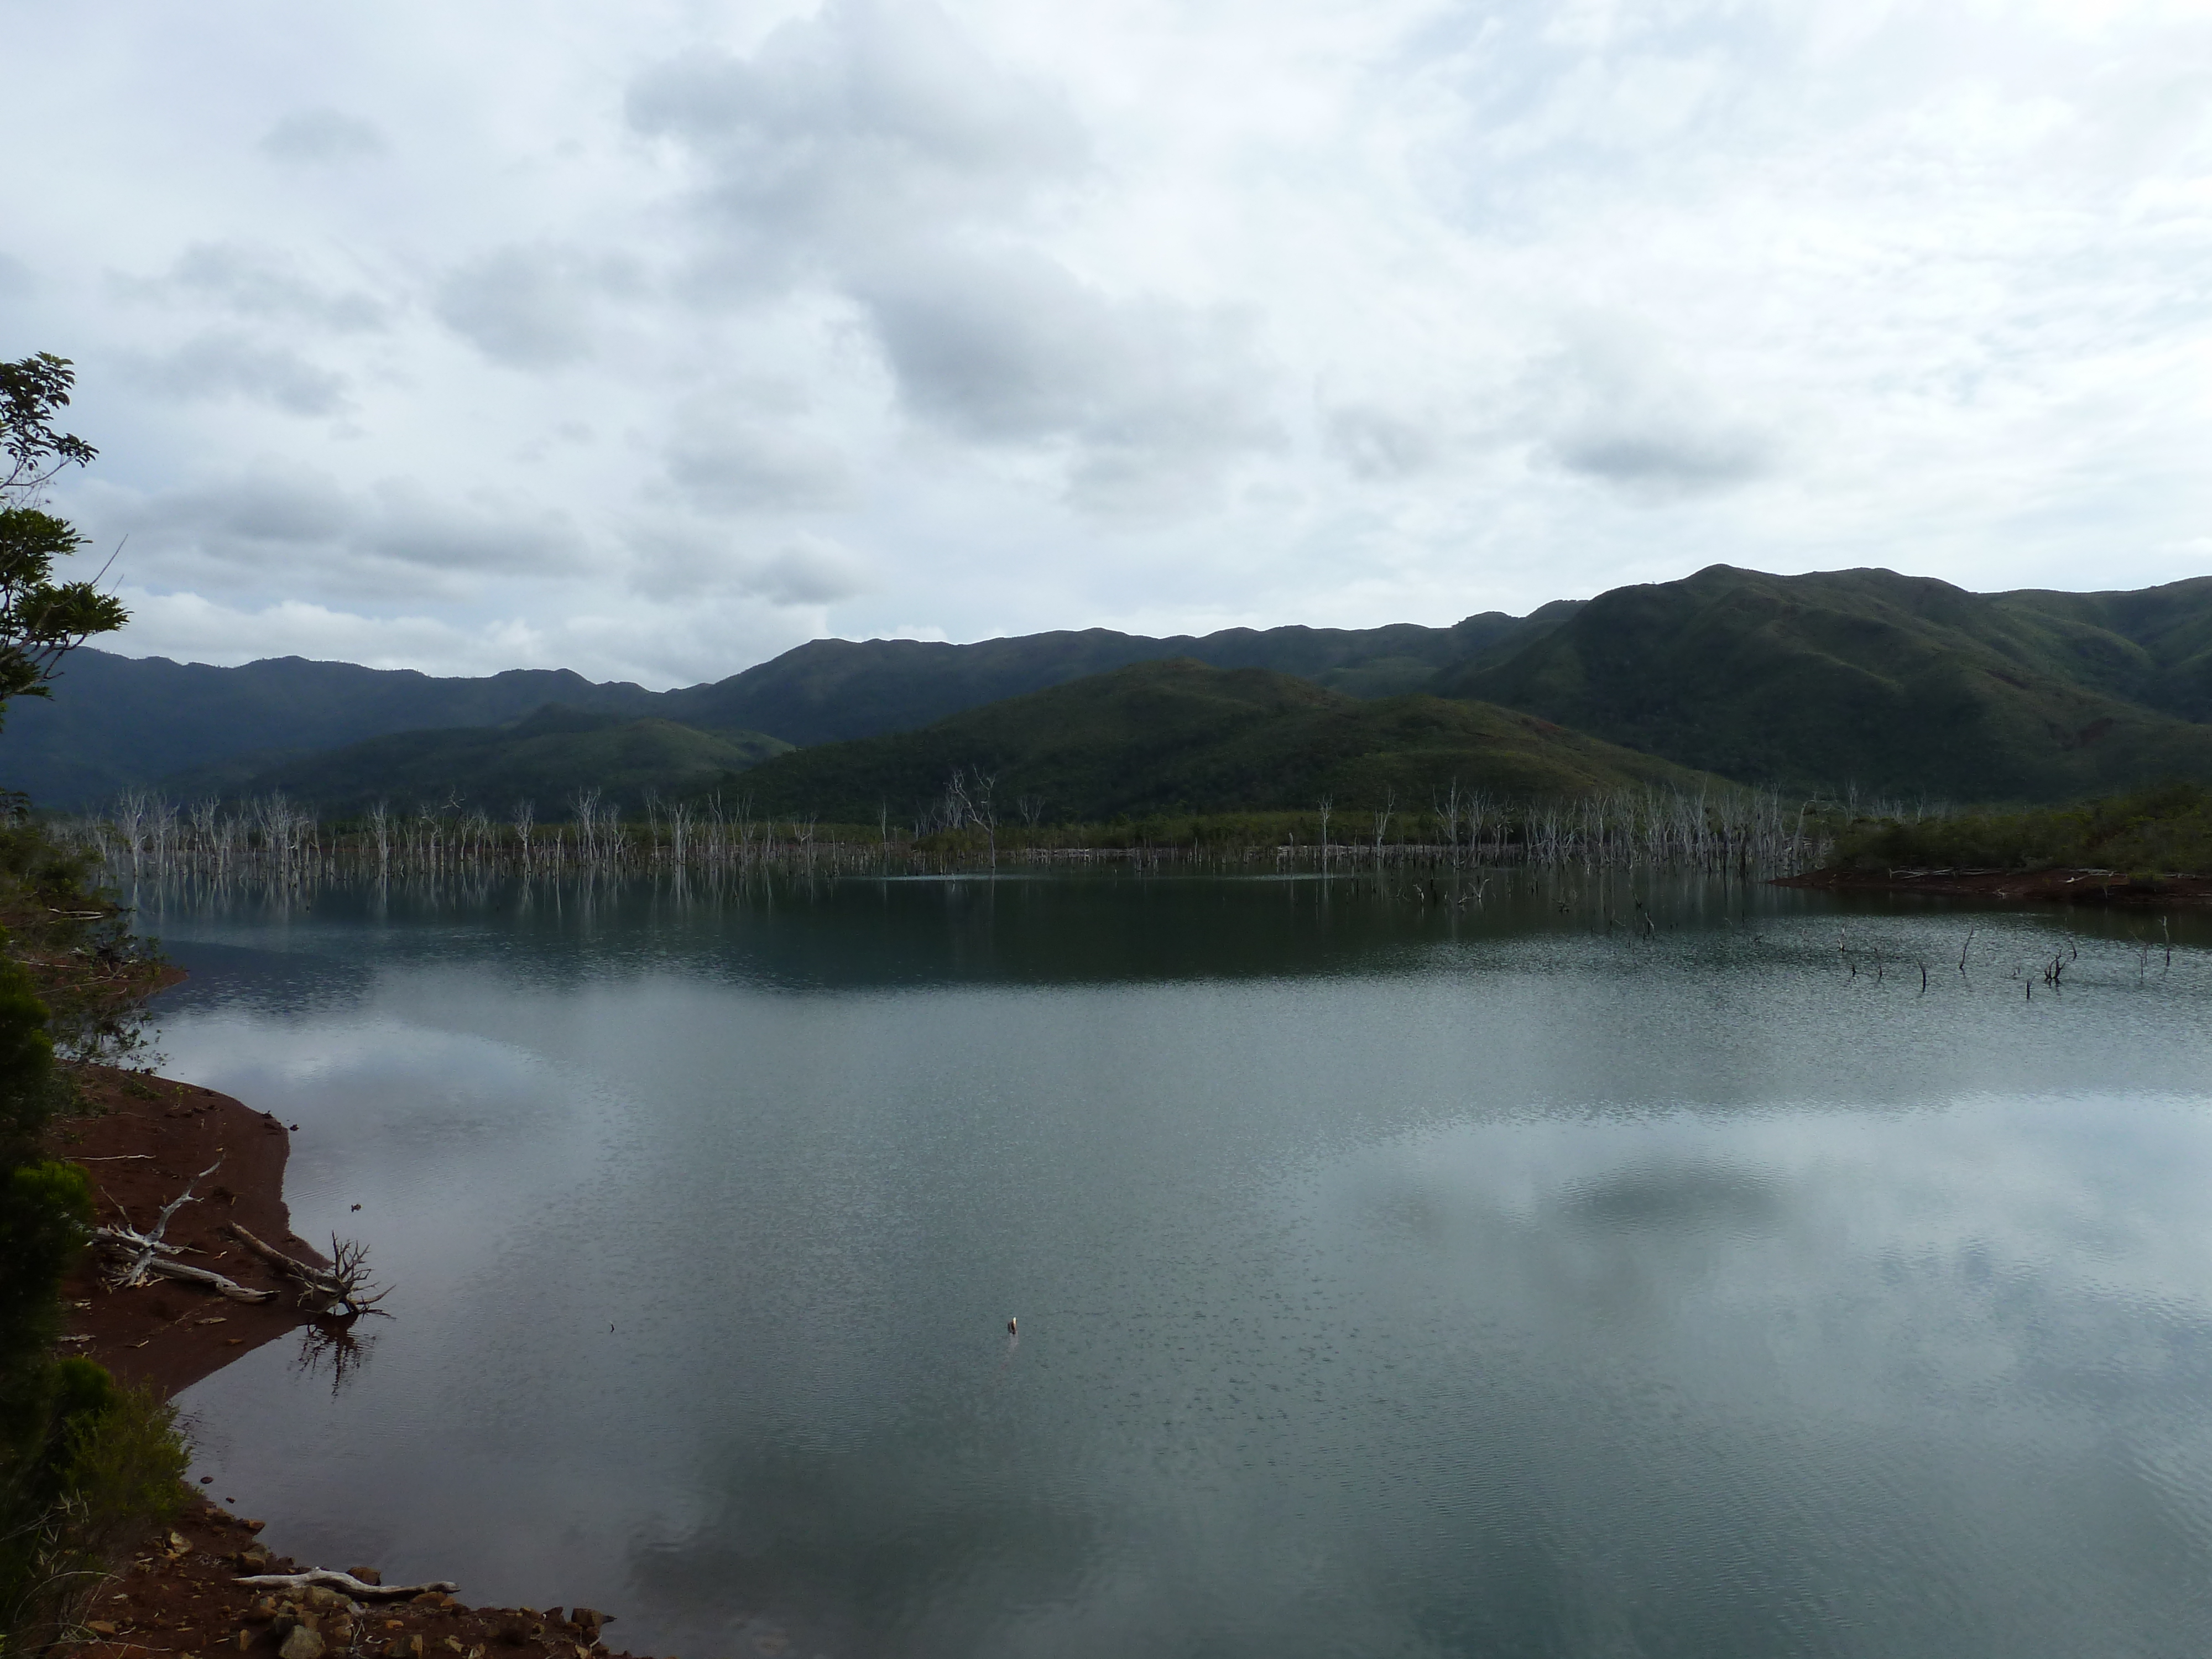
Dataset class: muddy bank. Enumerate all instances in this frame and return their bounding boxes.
[1774,867,2212,906]
[45,1065,336,1396]
[43,1071,661,1659]
[72,1496,641,1659]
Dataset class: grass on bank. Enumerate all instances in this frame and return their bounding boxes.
[1831,782,2212,876]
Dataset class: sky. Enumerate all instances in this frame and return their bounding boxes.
[6,0,2211,689]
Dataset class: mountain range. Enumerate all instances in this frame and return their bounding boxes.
[3,564,2208,817]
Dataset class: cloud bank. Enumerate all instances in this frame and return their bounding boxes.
[1,0,2206,684]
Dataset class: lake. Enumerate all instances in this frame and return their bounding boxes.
[142,869,2212,1658]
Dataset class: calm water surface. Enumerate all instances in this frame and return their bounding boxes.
[139,872,2212,1658]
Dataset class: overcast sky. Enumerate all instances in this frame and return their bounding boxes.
[6,1,2209,687]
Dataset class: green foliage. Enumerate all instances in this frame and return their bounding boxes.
[653,612,1542,747]
[1831,783,2212,874]
[1,614,1548,808]
[1437,564,2212,804]
[0,957,53,1171]
[0,357,96,497]
[1,1371,189,1658]
[712,659,1718,823]
[0,356,127,733]
[169,704,792,818]
[0,654,677,811]
[0,814,157,1069]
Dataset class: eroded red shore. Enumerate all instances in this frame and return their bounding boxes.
[43,1068,660,1659]
[49,1066,333,1395]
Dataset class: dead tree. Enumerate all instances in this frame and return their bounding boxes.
[92,1159,273,1302]
[228,1223,390,1318]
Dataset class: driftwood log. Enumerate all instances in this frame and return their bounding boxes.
[86,1233,275,1302]
[227,1223,389,1317]
[234,1571,457,1600]
[92,1159,278,1298]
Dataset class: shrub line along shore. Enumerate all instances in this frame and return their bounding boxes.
[43,1065,664,1659]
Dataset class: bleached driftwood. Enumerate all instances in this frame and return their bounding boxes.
[227,1223,390,1317]
[87,1232,274,1302]
[97,1160,223,1290]
[235,1571,456,1600]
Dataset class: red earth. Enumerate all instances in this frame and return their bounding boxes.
[43,1070,662,1659]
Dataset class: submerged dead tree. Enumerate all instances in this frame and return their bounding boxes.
[227,1222,389,1317]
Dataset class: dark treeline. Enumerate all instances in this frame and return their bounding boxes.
[1833,783,2212,875]
[1,353,189,1655]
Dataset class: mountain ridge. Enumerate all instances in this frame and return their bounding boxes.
[5,565,2209,813]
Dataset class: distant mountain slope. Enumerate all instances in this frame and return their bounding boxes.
[0,650,662,808]
[1436,565,2212,802]
[656,612,1558,745]
[1991,576,2212,721]
[0,613,1556,808]
[162,706,790,819]
[719,659,1713,823]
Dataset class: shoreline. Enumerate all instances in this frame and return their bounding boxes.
[1772,866,2212,906]
[44,1067,659,1659]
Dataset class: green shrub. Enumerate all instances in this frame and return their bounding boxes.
[0,906,187,1656]
[1832,782,2212,874]
[0,1371,190,1657]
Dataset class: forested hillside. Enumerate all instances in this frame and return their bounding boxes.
[0,652,661,806]
[155,706,790,818]
[719,659,1714,823]
[14,566,2212,816]
[1437,566,2212,801]
[2,612,1557,807]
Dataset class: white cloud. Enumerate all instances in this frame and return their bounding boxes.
[121,333,352,418]
[434,244,645,370]
[661,421,851,514]
[258,108,386,164]
[79,470,590,602]
[625,0,1088,274]
[137,242,391,333]
[2,0,2207,682]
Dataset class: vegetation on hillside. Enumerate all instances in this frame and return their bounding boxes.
[703,658,1721,825]
[1831,783,2212,876]
[1437,564,2212,802]
[651,609,1565,745]
[1,612,1563,809]
[0,653,669,810]
[0,356,189,1656]
[11,565,2212,815]
[159,705,790,819]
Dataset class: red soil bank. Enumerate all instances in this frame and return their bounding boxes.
[42,1070,661,1659]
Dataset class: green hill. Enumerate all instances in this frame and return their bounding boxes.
[161,706,790,818]
[1437,565,2212,802]
[656,612,1562,745]
[716,659,1715,823]
[14,567,2211,814]
[1,612,1557,808]
[1990,577,2212,721]
[0,652,663,808]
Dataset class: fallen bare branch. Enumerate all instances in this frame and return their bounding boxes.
[234,1571,456,1600]
[86,1243,274,1303]
[227,1223,390,1317]
[99,1160,223,1290]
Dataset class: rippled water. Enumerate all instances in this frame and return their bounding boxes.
[144,871,2212,1658]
